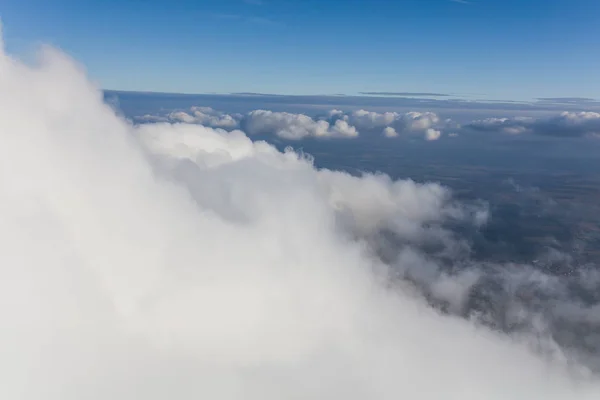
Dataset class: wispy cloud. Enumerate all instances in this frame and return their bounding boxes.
[536,97,598,104]
[450,0,473,4]
[360,92,452,97]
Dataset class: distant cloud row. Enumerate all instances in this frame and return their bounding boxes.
[135,107,600,140]
[467,111,600,138]
[135,107,447,140]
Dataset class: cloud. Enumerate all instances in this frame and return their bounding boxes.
[137,107,448,141]
[466,117,534,135]
[467,112,600,138]
[383,126,398,138]
[169,106,242,129]
[359,92,452,97]
[137,108,359,140]
[450,0,473,4]
[425,128,442,141]
[536,97,597,104]
[3,29,600,400]
[242,109,358,139]
[135,107,242,129]
[328,109,445,140]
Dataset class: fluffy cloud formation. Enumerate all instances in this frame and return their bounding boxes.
[383,126,398,137]
[467,112,600,137]
[137,107,447,141]
[6,34,600,399]
[138,108,359,140]
[327,109,444,140]
[138,106,241,129]
[242,109,358,139]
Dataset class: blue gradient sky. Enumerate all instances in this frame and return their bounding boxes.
[2,0,599,100]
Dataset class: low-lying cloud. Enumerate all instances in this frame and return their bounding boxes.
[242,109,358,139]
[138,106,242,129]
[467,111,600,138]
[326,109,443,141]
[137,107,447,140]
[138,106,600,142]
[4,30,600,399]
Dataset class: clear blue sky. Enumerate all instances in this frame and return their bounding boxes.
[2,0,599,100]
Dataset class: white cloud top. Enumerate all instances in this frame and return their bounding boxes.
[468,112,600,137]
[137,107,447,140]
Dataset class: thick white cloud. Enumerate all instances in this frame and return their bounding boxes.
[425,128,442,141]
[466,117,535,135]
[383,126,398,137]
[136,107,242,129]
[140,108,359,140]
[467,112,600,137]
[137,107,446,141]
[242,109,358,139]
[168,106,242,129]
[6,33,600,399]
[327,109,444,140]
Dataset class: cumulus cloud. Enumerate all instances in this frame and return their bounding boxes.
[383,126,398,137]
[137,107,447,141]
[242,109,358,139]
[467,112,600,138]
[327,109,445,140]
[140,106,243,129]
[425,128,442,141]
[138,108,358,140]
[7,31,600,399]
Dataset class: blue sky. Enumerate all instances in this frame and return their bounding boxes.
[2,0,599,100]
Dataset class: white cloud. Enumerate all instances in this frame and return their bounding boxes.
[467,117,534,135]
[425,128,442,141]
[243,109,358,139]
[135,114,169,123]
[168,106,242,129]
[383,126,398,137]
[467,112,600,138]
[327,109,445,140]
[137,107,447,141]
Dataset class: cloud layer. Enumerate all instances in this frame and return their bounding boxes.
[242,109,358,139]
[136,107,447,140]
[3,33,600,399]
[325,109,443,141]
[467,111,600,137]
[137,105,600,142]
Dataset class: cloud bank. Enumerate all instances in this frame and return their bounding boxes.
[137,107,447,140]
[136,104,600,142]
[242,109,358,139]
[3,31,600,399]
[326,109,444,141]
[467,111,600,138]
